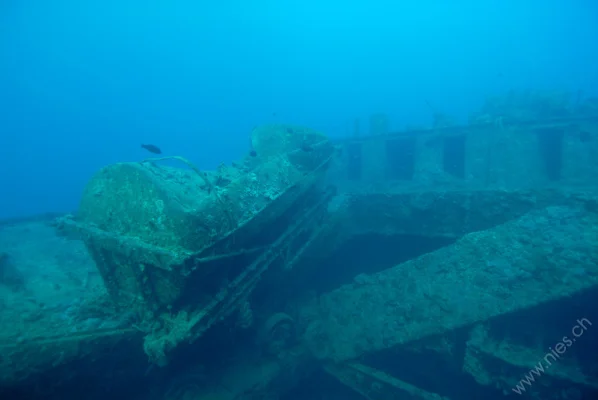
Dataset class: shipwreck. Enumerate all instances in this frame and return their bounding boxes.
[1,91,597,400]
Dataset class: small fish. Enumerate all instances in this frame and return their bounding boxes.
[141,144,161,154]
[249,150,257,157]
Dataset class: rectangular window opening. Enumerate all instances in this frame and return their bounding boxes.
[443,135,466,179]
[385,137,415,180]
[536,128,564,181]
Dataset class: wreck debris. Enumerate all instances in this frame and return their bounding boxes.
[59,124,336,365]
[305,205,598,362]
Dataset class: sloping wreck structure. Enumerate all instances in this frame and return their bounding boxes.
[63,124,336,365]
[1,91,598,400]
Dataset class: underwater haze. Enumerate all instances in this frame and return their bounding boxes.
[1,0,597,219]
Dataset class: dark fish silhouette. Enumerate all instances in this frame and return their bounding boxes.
[141,144,161,154]
[249,150,257,157]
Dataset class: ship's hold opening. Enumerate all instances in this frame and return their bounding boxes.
[386,137,416,180]
[307,233,454,295]
[484,287,598,373]
[536,128,564,181]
